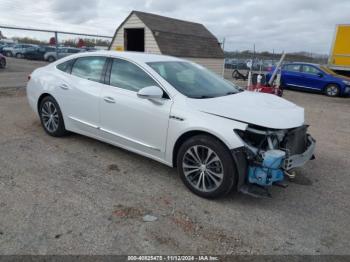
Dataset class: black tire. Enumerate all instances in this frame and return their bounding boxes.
[177,135,237,198]
[324,84,340,97]
[15,53,23,59]
[47,56,55,62]
[0,58,5,69]
[39,96,68,137]
[6,51,12,57]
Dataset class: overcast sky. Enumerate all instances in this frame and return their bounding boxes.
[1,0,349,54]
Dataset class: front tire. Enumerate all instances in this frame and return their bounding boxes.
[177,135,237,198]
[39,96,68,137]
[325,84,340,97]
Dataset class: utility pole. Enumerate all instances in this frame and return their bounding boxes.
[222,37,226,51]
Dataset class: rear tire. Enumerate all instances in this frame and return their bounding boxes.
[325,84,340,97]
[6,51,12,57]
[15,53,23,59]
[177,135,237,198]
[39,96,68,137]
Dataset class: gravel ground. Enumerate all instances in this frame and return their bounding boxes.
[0,58,349,255]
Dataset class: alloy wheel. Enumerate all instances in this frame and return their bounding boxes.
[41,101,59,133]
[182,145,224,193]
[326,85,338,96]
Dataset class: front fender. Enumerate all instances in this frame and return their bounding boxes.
[164,108,248,166]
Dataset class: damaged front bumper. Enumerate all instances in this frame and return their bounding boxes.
[233,125,316,190]
[284,134,316,170]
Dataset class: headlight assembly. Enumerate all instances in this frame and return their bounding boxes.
[342,80,350,85]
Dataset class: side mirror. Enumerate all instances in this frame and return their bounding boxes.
[318,73,324,78]
[137,86,163,99]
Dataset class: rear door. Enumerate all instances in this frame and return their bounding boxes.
[281,64,303,88]
[300,65,325,91]
[54,56,107,135]
[99,58,172,159]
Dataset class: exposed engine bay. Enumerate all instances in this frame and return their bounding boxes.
[235,125,316,187]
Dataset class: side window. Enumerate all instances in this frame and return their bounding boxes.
[302,65,320,75]
[283,64,301,72]
[69,49,80,54]
[71,56,106,82]
[109,59,158,92]
[56,59,75,73]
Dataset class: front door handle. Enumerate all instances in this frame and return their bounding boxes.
[59,83,69,90]
[103,96,115,103]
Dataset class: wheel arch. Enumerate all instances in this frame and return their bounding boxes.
[172,130,232,168]
[323,82,341,90]
[37,93,53,114]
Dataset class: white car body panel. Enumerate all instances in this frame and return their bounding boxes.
[27,51,307,167]
[190,91,304,129]
[100,85,172,158]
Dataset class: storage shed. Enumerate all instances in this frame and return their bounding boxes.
[109,11,225,75]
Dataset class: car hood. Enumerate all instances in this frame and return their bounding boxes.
[329,73,350,81]
[190,91,304,129]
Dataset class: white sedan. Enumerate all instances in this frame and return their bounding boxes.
[27,51,316,198]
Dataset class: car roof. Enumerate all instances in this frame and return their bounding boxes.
[289,62,321,67]
[63,50,184,63]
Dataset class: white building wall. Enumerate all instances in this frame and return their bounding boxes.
[110,13,161,54]
[182,57,224,75]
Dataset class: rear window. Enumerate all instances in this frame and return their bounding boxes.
[68,49,81,53]
[71,56,106,82]
[283,64,301,72]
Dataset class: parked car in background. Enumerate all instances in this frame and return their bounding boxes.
[0,43,16,54]
[0,54,6,69]
[266,63,350,97]
[27,51,316,199]
[44,47,82,62]
[24,46,56,60]
[2,44,38,58]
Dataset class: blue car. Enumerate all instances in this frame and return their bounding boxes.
[266,63,350,97]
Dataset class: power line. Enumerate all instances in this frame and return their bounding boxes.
[0,25,113,39]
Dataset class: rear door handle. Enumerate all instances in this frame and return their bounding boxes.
[103,96,115,103]
[59,83,69,90]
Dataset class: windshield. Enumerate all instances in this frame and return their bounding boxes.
[147,61,241,98]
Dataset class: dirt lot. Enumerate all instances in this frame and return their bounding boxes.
[0,58,349,255]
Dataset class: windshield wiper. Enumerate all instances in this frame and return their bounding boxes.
[191,95,214,99]
[199,96,214,99]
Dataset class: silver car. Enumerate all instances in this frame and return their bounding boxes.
[3,44,37,58]
[44,47,82,62]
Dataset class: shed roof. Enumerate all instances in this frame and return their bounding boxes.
[111,11,224,59]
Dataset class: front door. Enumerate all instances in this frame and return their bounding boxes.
[300,64,325,91]
[100,58,172,159]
